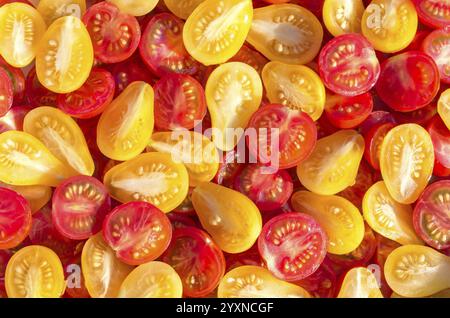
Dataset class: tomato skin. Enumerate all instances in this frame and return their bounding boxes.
[413,0,450,29]
[25,67,58,107]
[295,258,337,298]
[0,57,25,105]
[337,267,384,298]
[427,116,450,176]
[359,110,397,136]
[363,122,395,171]
[37,0,87,25]
[214,149,246,188]
[325,93,374,129]
[0,68,13,117]
[392,102,437,126]
[422,28,450,84]
[228,45,269,75]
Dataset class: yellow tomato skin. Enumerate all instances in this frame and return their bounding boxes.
[297,130,365,195]
[247,4,323,65]
[0,182,52,214]
[0,3,47,67]
[36,16,93,93]
[380,124,434,204]
[218,266,310,298]
[361,0,418,53]
[164,0,205,19]
[191,182,262,254]
[118,261,183,298]
[37,0,86,25]
[148,131,219,187]
[81,233,134,298]
[323,0,365,36]
[437,88,450,130]
[107,0,158,16]
[337,267,384,298]
[291,191,365,255]
[205,62,263,151]
[262,61,325,121]
[183,0,253,66]
[0,131,75,187]
[103,152,189,213]
[5,245,65,298]
[384,245,450,298]
[23,106,94,176]
[363,181,423,245]
[97,81,154,161]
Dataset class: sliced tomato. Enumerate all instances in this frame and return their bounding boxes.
[214,149,246,188]
[0,57,25,105]
[428,115,450,176]
[359,110,397,136]
[422,28,450,84]
[0,68,13,117]
[413,0,450,29]
[295,258,337,298]
[228,45,268,75]
[325,93,374,129]
[25,67,58,107]
[363,122,396,170]
[392,102,437,126]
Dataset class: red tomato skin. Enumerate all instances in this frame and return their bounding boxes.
[359,110,397,136]
[363,122,396,171]
[214,149,246,188]
[225,243,265,271]
[168,212,199,229]
[392,102,437,126]
[25,67,58,107]
[0,68,13,117]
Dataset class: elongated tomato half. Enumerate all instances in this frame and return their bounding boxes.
[37,0,87,25]
[337,267,383,298]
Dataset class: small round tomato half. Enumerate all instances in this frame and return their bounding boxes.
[376,51,441,112]
[82,2,141,64]
[319,34,380,97]
[52,175,111,240]
[0,68,13,117]
[247,104,317,170]
[422,28,450,84]
[154,74,207,130]
[413,181,450,250]
[322,0,365,36]
[0,187,32,249]
[37,0,87,25]
[413,0,450,29]
[102,201,172,265]
[258,212,328,282]
[161,227,225,298]
[364,122,396,171]
[57,68,115,119]
[325,93,374,129]
[428,116,450,175]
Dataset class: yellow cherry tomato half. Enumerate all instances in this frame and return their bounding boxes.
[37,0,86,25]
[291,191,365,255]
[103,152,189,213]
[191,182,262,254]
[5,245,65,298]
[437,88,450,130]
[81,233,134,298]
[183,0,253,66]
[36,16,93,93]
[297,130,365,195]
[205,62,263,151]
[148,131,219,187]
[247,4,323,65]
[262,61,325,121]
[97,81,154,161]
[0,182,52,214]
[164,0,206,19]
[337,267,383,298]
[363,181,423,245]
[23,106,94,176]
[0,3,47,68]
[218,265,311,298]
[380,124,434,204]
[323,0,365,36]
[0,131,74,187]
[361,0,418,53]
[384,245,450,298]
[107,0,158,16]
[118,261,183,298]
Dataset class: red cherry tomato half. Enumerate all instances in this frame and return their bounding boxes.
[392,102,437,126]
[318,34,380,97]
[0,187,31,249]
[364,122,396,170]
[25,67,58,107]
[258,212,328,282]
[413,180,450,250]
[0,68,13,117]
[295,258,337,298]
[422,28,450,84]
[161,226,226,298]
[376,51,441,112]
[359,110,397,136]
[102,201,172,265]
[139,13,200,77]
[82,1,141,64]
[234,164,293,212]
[0,106,31,133]
[57,68,115,119]
[413,0,450,29]
[428,115,450,175]
[52,175,111,240]
[214,149,246,188]
[228,45,268,75]
[325,93,374,129]
[154,73,207,130]
[0,57,25,105]
[247,104,317,170]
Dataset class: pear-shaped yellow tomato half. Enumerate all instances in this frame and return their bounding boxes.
[363,181,423,245]
[322,0,365,36]
[183,0,253,66]
[118,261,183,298]
[5,245,65,298]
[106,0,158,16]
[23,106,94,176]
[262,61,325,121]
[191,182,262,254]
[97,81,154,161]
[36,16,93,93]
[247,4,323,65]
[391,289,450,298]
[0,131,74,187]
[437,88,450,130]
[0,182,52,214]
[380,124,434,204]
[205,62,263,151]
[148,131,219,187]
[81,233,134,298]
[291,191,365,255]
[103,152,189,213]
[384,245,450,298]
[218,266,310,298]
[337,267,383,298]
[0,3,47,68]
[297,130,365,195]
[164,0,205,19]
[37,0,87,25]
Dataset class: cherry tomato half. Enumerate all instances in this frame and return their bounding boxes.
[413,0,450,29]
[0,68,13,117]
[422,28,450,84]
[325,93,374,129]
